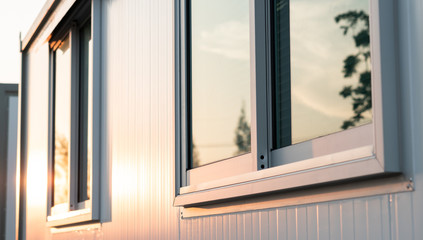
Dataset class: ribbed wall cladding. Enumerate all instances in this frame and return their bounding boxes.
[180,193,415,240]
[50,0,178,239]
[24,43,50,240]
[99,0,179,239]
[20,0,423,239]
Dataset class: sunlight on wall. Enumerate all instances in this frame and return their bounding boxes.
[26,151,48,210]
[112,156,141,201]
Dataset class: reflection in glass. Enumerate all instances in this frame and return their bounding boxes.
[190,0,251,167]
[78,21,92,202]
[273,0,372,149]
[54,35,71,205]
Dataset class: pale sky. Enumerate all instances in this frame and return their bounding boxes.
[0,0,47,84]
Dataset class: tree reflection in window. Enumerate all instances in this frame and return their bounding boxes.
[234,103,251,155]
[335,10,371,129]
[53,35,71,206]
[54,135,69,205]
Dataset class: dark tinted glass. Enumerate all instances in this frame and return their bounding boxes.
[78,21,92,202]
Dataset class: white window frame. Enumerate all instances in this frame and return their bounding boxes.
[175,0,404,207]
[46,0,101,226]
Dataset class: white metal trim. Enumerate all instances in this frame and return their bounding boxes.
[21,0,55,50]
[188,153,255,185]
[181,175,411,218]
[50,223,101,234]
[91,0,105,219]
[70,24,79,210]
[371,0,400,172]
[180,145,374,194]
[271,124,373,166]
[175,154,383,206]
[46,208,92,227]
[91,0,102,221]
[23,0,77,51]
[254,0,270,170]
[178,0,259,187]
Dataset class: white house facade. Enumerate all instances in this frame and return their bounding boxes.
[16,0,423,239]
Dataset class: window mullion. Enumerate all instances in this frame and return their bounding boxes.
[180,0,188,187]
[266,0,275,166]
[47,50,55,216]
[254,0,270,170]
[91,0,101,218]
[69,25,80,210]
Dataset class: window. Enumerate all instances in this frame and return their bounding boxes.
[270,0,373,166]
[175,0,401,206]
[47,0,99,226]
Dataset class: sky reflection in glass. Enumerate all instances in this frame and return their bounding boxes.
[191,0,251,167]
[273,0,372,148]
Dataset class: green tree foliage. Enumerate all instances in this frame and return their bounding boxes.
[234,104,251,154]
[335,10,372,129]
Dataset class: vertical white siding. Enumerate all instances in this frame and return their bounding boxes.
[180,194,419,240]
[24,42,51,239]
[99,0,179,239]
[21,0,423,239]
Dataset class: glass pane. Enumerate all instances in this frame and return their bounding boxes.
[191,0,251,167]
[78,21,92,202]
[54,35,71,205]
[273,0,372,149]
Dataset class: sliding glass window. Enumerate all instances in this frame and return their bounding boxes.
[272,0,372,165]
[47,0,98,226]
[176,0,400,207]
[190,0,251,168]
[53,35,71,207]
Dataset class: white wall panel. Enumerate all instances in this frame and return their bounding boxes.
[277,208,287,240]
[244,212,253,240]
[180,193,418,240]
[298,207,308,240]
[340,201,353,240]
[21,0,423,239]
[24,42,51,240]
[286,208,296,240]
[353,199,367,240]
[306,206,317,240]
[252,212,260,240]
[268,210,277,240]
[98,0,179,239]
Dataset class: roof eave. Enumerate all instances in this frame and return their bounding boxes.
[21,0,57,51]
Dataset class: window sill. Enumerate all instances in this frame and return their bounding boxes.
[46,208,94,227]
[181,175,411,218]
[51,222,101,234]
[175,145,393,207]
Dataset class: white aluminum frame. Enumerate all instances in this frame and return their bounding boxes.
[46,0,101,227]
[175,0,403,207]
[179,0,259,187]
